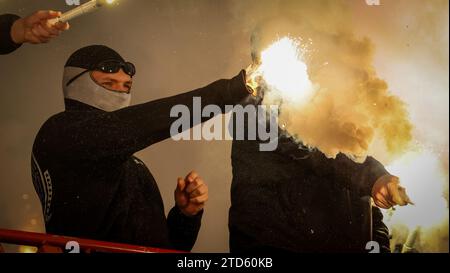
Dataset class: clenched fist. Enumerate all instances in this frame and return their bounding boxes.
[372,174,413,209]
[175,171,209,217]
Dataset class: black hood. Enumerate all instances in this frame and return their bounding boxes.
[65,45,125,69]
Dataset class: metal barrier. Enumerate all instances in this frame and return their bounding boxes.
[0,228,183,253]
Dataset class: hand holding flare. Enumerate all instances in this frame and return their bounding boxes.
[48,0,117,25]
[372,174,414,209]
[11,10,69,44]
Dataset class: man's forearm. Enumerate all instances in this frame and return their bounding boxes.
[115,70,251,146]
[167,206,203,251]
[309,151,389,196]
[0,14,22,55]
[372,207,391,253]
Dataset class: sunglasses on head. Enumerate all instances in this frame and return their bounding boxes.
[66,60,136,87]
[93,60,136,77]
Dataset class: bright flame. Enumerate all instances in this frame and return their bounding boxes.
[384,149,448,229]
[258,37,314,102]
[252,35,413,163]
[383,148,449,252]
[99,0,116,5]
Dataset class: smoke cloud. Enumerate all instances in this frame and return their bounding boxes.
[245,0,413,163]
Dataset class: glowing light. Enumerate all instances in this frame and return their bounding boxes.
[384,149,449,230]
[50,0,117,24]
[19,246,37,253]
[258,37,314,102]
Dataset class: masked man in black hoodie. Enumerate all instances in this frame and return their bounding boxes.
[31,45,253,251]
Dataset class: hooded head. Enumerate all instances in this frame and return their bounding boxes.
[63,45,136,112]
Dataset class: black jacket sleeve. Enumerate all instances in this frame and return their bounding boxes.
[49,70,251,161]
[372,207,391,253]
[167,206,203,251]
[309,151,389,197]
[0,14,22,55]
[276,135,389,197]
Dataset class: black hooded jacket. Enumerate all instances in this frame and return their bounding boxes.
[31,71,250,251]
[0,14,22,55]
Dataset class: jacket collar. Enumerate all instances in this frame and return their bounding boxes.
[64,99,105,113]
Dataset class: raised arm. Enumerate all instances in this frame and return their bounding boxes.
[44,70,251,161]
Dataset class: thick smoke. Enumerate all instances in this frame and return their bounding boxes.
[245,0,413,162]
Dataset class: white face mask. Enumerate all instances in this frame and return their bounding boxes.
[63,67,131,112]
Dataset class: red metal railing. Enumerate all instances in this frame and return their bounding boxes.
[0,228,183,253]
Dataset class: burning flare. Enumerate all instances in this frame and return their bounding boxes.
[257,37,314,103]
[252,36,413,163]
[49,0,117,24]
[383,149,449,252]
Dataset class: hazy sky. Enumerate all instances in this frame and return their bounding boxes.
[0,0,448,252]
